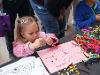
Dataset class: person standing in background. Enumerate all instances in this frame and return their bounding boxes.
[0,0,11,64]
[29,0,73,39]
[3,0,17,56]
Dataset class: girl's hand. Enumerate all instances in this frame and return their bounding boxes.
[35,38,46,47]
[46,37,58,47]
[46,37,54,46]
[30,38,46,49]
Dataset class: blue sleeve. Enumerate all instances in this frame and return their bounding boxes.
[74,6,96,30]
[96,1,100,14]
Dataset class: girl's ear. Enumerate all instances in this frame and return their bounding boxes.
[21,31,25,38]
[20,31,28,43]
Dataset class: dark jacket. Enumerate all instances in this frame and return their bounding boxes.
[44,0,73,17]
[33,0,73,17]
[3,0,17,14]
[17,0,34,17]
[3,0,34,17]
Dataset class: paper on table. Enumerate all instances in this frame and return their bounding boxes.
[37,40,88,73]
[0,56,49,75]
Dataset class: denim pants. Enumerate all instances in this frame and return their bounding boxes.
[29,0,67,38]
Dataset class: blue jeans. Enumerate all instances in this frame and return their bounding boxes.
[29,0,67,38]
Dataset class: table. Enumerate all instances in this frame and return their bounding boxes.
[0,28,100,75]
[51,30,100,75]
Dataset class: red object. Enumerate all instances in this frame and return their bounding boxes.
[51,38,58,47]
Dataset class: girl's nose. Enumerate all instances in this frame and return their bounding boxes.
[33,33,38,37]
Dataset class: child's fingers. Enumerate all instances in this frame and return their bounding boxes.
[46,37,54,45]
[38,38,46,46]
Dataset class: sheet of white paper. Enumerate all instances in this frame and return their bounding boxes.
[0,56,49,75]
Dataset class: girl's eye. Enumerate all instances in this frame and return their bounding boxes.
[29,33,33,35]
[36,31,39,34]
[28,31,39,35]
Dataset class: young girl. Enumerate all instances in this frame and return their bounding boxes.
[13,16,58,57]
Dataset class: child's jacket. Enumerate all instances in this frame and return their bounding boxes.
[74,1,100,30]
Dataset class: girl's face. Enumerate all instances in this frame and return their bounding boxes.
[21,22,39,42]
